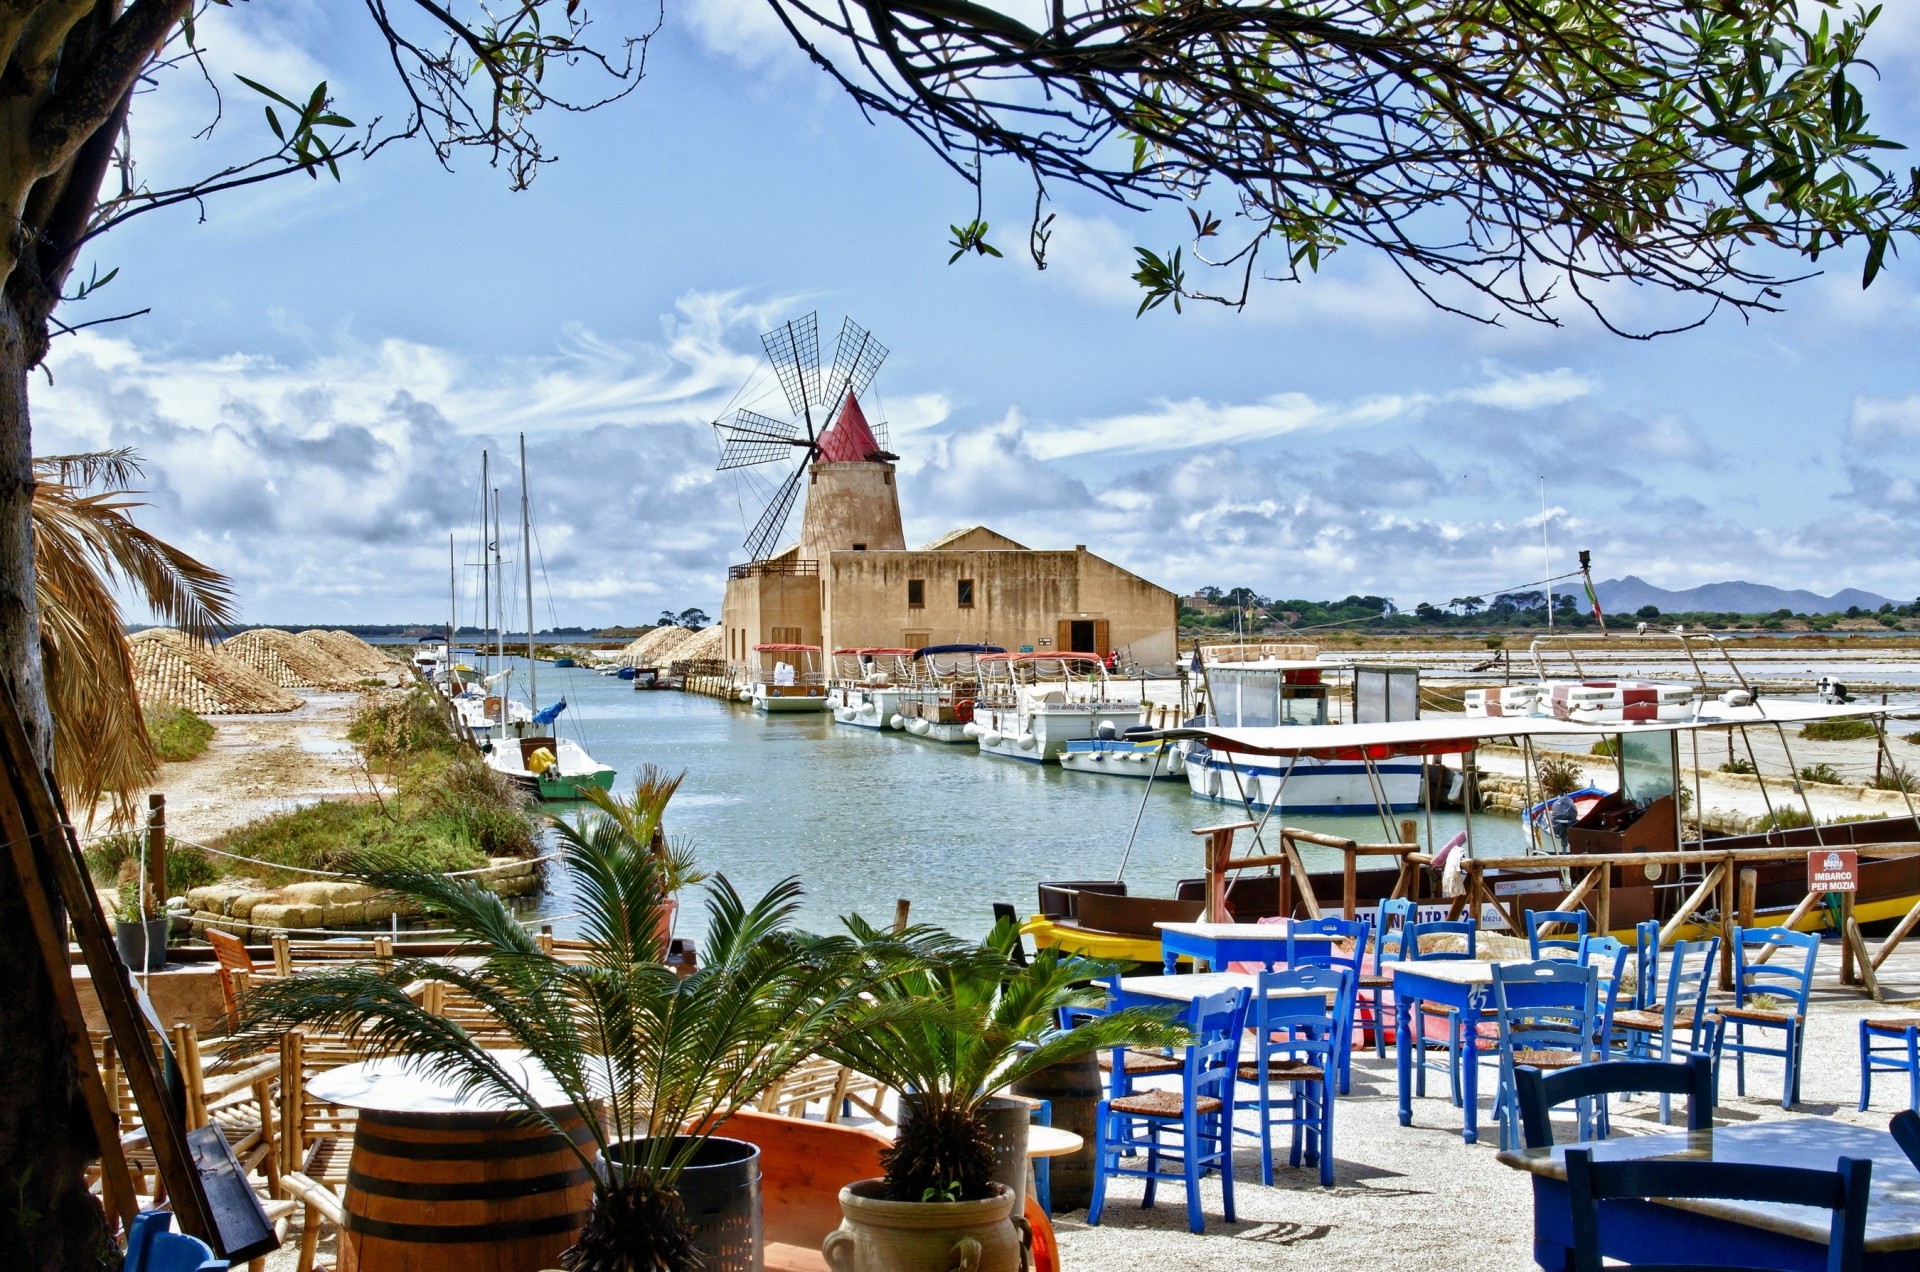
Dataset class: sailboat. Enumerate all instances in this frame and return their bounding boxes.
[483,436,617,800]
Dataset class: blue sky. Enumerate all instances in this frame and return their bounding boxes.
[30,1,1920,625]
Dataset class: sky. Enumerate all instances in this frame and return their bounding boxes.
[29,1,1920,627]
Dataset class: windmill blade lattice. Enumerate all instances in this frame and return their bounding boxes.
[744,466,805,563]
[760,314,820,422]
[820,317,890,446]
[716,409,803,470]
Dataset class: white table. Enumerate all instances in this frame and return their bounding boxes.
[1154,921,1337,974]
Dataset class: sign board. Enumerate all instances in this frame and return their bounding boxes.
[1808,849,1859,894]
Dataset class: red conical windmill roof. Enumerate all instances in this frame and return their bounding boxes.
[816,392,882,463]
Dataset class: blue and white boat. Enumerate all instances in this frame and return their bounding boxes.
[1183,646,1424,812]
[1059,732,1187,779]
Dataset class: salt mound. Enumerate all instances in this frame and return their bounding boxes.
[223,629,361,689]
[299,629,399,678]
[132,629,303,714]
[618,625,703,664]
[677,626,724,662]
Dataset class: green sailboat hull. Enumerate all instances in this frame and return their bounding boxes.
[536,766,617,801]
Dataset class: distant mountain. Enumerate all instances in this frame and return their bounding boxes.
[1593,575,1894,616]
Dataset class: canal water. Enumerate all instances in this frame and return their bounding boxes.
[506,659,1532,943]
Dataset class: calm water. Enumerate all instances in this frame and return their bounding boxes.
[502,658,1530,942]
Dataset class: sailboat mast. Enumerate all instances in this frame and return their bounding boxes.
[493,486,506,731]
[521,433,535,710]
[481,450,491,682]
[446,533,455,669]
[1540,476,1554,634]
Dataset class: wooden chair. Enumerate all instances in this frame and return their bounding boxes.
[1614,935,1719,1123]
[205,928,261,1028]
[714,1109,889,1272]
[1863,1016,1920,1112]
[1488,961,1598,1151]
[1514,1056,1713,1149]
[755,1056,881,1124]
[276,1029,362,1272]
[1564,1147,1870,1272]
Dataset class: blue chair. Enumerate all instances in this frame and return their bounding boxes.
[1235,965,1352,1186]
[1514,1056,1714,1149]
[1028,1098,1055,1214]
[1066,976,1186,1102]
[1859,1015,1920,1111]
[1285,916,1367,1092]
[1713,926,1818,1108]
[1525,908,1590,959]
[1563,1148,1870,1272]
[125,1211,227,1272]
[1359,898,1413,1058]
[1891,1109,1920,1168]
[1632,919,1662,1010]
[1403,918,1478,1103]
[1088,987,1249,1234]
[1615,933,1719,1123]
[1489,960,1598,1150]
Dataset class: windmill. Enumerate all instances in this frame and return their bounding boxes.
[715,313,893,561]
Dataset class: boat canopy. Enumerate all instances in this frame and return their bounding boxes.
[754,644,821,652]
[911,644,1006,658]
[1140,699,1900,760]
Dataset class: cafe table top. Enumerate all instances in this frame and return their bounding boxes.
[1114,971,1335,1006]
[308,1050,578,1116]
[1497,1119,1920,1253]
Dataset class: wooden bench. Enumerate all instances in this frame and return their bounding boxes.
[715,1110,890,1272]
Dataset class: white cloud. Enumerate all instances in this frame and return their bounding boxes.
[1850,394,1920,449]
[1023,391,1421,459]
[1458,366,1594,410]
[681,0,808,69]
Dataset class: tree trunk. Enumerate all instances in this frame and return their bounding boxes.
[0,283,114,1268]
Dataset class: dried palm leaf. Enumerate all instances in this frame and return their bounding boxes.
[31,451,235,824]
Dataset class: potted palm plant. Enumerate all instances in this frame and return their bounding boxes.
[816,919,1185,1272]
[111,878,169,972]
[568,767,708,947]
[234,774,934,1272]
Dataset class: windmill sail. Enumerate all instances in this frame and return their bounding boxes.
[744,466,805,563]
[717,409,803,470]
[761,315,820,423]
[819,317,890,446]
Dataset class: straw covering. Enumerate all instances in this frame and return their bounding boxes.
[222,628,363,690]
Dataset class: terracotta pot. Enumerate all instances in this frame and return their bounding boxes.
[823,1179,1027,1272]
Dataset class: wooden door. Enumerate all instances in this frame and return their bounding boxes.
[1093,619,1110,657]
[1056,620,1073,653]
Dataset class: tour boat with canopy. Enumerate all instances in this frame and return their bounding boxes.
[827,648,917,729]
[965,652,1145,764]
[894,644,1002,742]
[750,644,829,713]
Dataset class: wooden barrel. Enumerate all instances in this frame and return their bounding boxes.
[340,1108,593,1272]
[1013,1053,1101,1211]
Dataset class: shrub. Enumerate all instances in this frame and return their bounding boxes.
[1536,754,1585,797]
[144,704,214,761]
[1905,733,1920,747]
[1719,757,1757,775]
[1759,807,1813,831]
[348,687,460,769]
[1589,739,1618,757]
[1799,719,1878,742]
[1872,764,1920,795]
[84,833,219,895]
[1798,763,1844,786]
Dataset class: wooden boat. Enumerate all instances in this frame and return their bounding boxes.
[895,644,1001,742]
[1028,689,1919,958]
[750,644,829,712]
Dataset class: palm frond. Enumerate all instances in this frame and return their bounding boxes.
[30,452,235,821]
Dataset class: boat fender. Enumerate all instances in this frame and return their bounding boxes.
[908,718,929,735]
[1016,733,1037,751]
[962,721,981,738]
[981,731,1003,748]
[889,714,905,730]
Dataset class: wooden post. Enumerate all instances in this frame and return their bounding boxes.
[147,792,168,916]
[892,898,911,934]
[1342,846,1358,920]
[1193,823,1253,922]
[1399,819,1417,847]
[1597,865,1612,939]
[1838,890,1853,982]
[1718,857,1736,990]
[1872,892,1920,972]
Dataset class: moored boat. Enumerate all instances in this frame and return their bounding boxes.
[893,644,1001,742]
[966,653,1144,764]
[750,644,828,713]
[828,648,916,729]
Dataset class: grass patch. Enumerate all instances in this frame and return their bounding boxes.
[145,704,214,762]
[200,687,539,888]
[85,833,219,896]
[1905,733,1920,747]
[1799,719,1878,742]
[1798,762,1844,786]
[1759,807,1814,831]
[1719,757,1757,775]
[1589,739,1619,757]
[1872,764,1920,795]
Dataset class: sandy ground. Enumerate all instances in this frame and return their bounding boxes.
[112,692,372,844]
[254,941,1920,1272]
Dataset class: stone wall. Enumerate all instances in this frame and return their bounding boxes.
[183,857,546,942]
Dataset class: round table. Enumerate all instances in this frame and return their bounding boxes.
[309,1052,594,1272]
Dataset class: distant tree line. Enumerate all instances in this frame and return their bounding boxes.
[1180,588,1920,635]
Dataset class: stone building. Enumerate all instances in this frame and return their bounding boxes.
[720,396,1178,667]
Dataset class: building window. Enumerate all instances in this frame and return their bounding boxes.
[853,543,866,551]
[957,579,975,608]
[904,631,931,649]
[908,579,925,608]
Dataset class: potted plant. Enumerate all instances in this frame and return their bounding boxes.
[817,919,1186,1272]
[235,778,934,1272]
[111,878,169,972]
[568,767,709,948]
